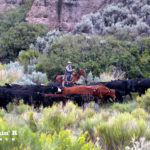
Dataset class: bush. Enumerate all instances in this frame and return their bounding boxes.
[80,114,102,138]
[30,30,62,54]
[140,5,150,20]
[6,100,29,114]
[0,116,99,150]
[145,127,150,140]
[26,111,38,132]
[125,137,146,150]
[136,21,150,35]
[36,33,150,80]
[40,130,100,150]
[63,101,83,127]
[6,102,15,113]
[40,106,66,134]
[0,109,6,118]
[0,61,48,85]
[137,89,150,112]
[131,108,148,120]
[0,22,48,62]
[18,49,41,66]
[102,5,129,26]
[73,14,94,34]
[82,107,95,119]
[0,5,30,37]
[14,100,29,114]
[111,102,138,113]
[97,113,146,150]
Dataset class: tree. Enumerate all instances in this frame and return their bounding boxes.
[0,22,48,62]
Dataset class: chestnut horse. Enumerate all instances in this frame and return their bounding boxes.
[55,69,86,83]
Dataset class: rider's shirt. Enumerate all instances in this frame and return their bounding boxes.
[65,65,73,75]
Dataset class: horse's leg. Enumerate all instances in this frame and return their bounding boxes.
[62,80,65,87]
[62,75,66,87]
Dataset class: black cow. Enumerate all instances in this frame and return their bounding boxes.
[0,84,59,109]
[136,78,150,96]
[5,84,58,94]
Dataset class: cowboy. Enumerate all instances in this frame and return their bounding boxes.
[62,61,75,86]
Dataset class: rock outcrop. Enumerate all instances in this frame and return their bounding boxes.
[0,0,23,13]
[26,0,106,32]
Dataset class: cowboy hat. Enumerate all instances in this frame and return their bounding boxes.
[67,61,72,64]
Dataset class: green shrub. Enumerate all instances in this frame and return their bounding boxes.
[137,89,150,112]
[36,34,150,80]
[0,103,102,150]
[97,112,146,150]
[63,101,83,127]
[131,108,148,120]
[6,102,14,113]
[0,117,40,150]
[100,110,110,121]
[82,107,95,119]
[80,114,102,138]
[0,109,6,118]
[0,117,21,150]
[110,102,138,113]
[40,130,100,150]
[0,5,30,37]
[18,49,41,65]
[26,111,38,132]
[0,22,48,62]
[145,127,150,141]
[6,100,29,114]
[41,106,65,134]
[14,100,29,114]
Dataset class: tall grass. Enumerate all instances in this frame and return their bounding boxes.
[99,71,125,82]
[77,70,125,84]
[0,62,48,85]
[0,68,23,84]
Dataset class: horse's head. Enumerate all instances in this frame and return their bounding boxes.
[78,69,86,77]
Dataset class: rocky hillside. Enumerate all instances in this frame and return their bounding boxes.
[26,0,150,34]
[26,0,106,32]
[1,0,150,34]
[0,0,23,13]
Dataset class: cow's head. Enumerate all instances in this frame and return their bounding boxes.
[94,87,116,100]
[108,89,116,100]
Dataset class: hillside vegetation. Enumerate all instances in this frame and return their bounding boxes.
[0,1,150,81]
[0,1,150,149]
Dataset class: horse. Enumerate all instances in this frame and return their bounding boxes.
[55,69,86,83]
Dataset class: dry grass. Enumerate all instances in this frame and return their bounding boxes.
[0,67,23,84]
[99,71,125,82]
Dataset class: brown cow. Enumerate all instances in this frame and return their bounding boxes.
[45,84,116,104]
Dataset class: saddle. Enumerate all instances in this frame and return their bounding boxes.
[62,75,72,82]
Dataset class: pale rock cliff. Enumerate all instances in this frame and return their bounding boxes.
[26,0,106,31]
[0,0,23,13]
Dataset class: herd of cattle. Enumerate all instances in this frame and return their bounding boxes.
[0,78,150,110]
